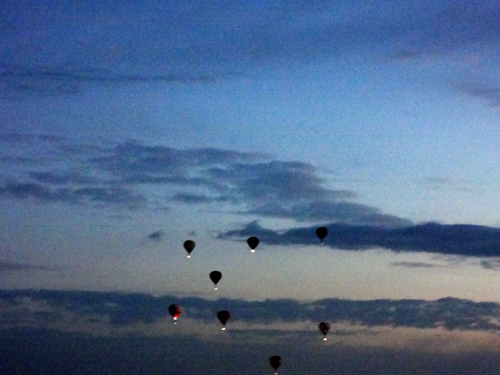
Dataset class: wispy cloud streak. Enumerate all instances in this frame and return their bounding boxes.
[0,65,222,96]
[454,78,500,107]
[0,262,53,272]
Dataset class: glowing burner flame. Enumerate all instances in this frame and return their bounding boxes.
[221,327,226,331]
[173,317,178,320]
[251,249,255,253]
[323,337,327,341]
[187,255,191,258]
[214,287,218,291]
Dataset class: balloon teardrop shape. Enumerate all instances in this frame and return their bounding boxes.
[168,304,181,320]
[319,321,330,336]
[183,240,195,257]
[210,271,222,288]
[269,356,281,371]
[247,236,259,251]
[315,227,328,243]
[217,310,231,327]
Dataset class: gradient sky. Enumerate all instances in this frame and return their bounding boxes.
[2,1,500,374]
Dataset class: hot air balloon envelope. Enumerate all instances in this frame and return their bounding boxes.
[217,310,231,325]
[210,271,222,285]
[247,236,259,250]
[315,227,328,240]
[269,356,282,370]
[319,321,330,335]
[183,240,195,254]
[168,304,181,319]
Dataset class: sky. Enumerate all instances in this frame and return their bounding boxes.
[1,0,500,374]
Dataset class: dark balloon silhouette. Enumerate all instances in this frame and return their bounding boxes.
[269,356,282,372]
[168,304,181,320]
[319,321,331,340]
[247,236,259,252]
[217,310,231,329]
[209,271,222,290]
[183,240,195,257]
[315,227,328,243]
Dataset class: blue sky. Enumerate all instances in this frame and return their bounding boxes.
[2,1,500,373]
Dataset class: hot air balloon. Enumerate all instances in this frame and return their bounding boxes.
[217,310,231,330]
[319,321,331,341]
[315,227,328,244]
[269,356,281,374]
[209,271,222,290]
[168,304,181,322]
[183,240,195,258]
[247,236,259,252]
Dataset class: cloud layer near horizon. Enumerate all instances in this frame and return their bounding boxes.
[3,290,500,374]
[2,290,500,333]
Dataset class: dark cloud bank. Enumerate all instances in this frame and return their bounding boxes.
[220,221,500,258]
[2,290,500,374]
[2,290,500,331]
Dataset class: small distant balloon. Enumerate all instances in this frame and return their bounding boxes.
[315,227,328,244]
[183,240,195,258]
[319,321,331,340]
[217,310,231,330]
[209,271,222,290]
[247,236,259,252]
[269,356,281,374]
[168,304,181,321]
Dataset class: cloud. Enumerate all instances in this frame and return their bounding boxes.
[0,133,64,144]
[0,65,224,96]
[4,290,500,374]
[0,182,146,209]
[147,231,164,242]
[171,193,230,204]
[90,141,409,224]
[454,78,500,107]
[28,172,97,185]
[479,259,500,270]
[391,261,442,268]
[0,135,408,223]
[2,290,500,333]
[384,1,500,57]
[422,176,482,194]
[0,261,53,271]
[220,221,500,258]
